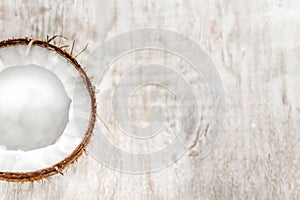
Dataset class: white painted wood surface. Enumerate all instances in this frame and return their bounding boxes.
[0,0,299,199]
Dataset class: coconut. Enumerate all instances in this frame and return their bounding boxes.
[0,38,96,182]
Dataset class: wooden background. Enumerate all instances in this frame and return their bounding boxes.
[0,0,299,199]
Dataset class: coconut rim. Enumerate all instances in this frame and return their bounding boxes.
[0,38,97,182]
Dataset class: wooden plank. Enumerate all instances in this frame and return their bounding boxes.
[0,0,299,199]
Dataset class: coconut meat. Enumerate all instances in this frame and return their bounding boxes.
[0,45,90,172]
[0,65,71,151]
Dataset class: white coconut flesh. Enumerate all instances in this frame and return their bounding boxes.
[0,45,90,172]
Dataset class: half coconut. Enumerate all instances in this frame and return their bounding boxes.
[0,38,96,182]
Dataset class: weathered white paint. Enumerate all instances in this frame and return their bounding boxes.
[0,0,299,199]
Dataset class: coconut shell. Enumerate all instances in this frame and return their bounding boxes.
[0,38,97,182]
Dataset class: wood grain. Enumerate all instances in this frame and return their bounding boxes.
[0,0,299,199]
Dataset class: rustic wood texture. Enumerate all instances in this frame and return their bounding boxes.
[0,0,299,199]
